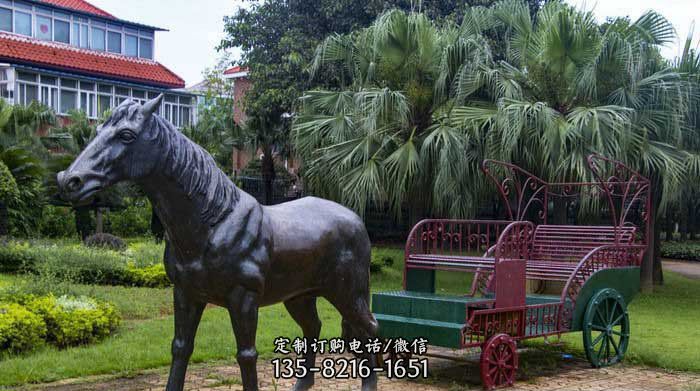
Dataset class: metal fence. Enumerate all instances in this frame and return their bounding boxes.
[237,176,302,205]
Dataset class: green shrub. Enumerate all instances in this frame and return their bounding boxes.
[105,200,151,237]
[8,179,46,238]
[1,239,169,288]
[0,161,19,236]
[126,263,170,288]
[39,205,77,238]
[369,251,398,273]
[0,161,19,204]
[84,233,126,251]
[124,240,164,268]
[28,244,130,286]
[0,302,46,353]
[25,295,120,347]
[0,242,36,273]
[661,241,700,262]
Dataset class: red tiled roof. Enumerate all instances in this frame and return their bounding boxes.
[0,33,184,88]
[36,0,115,19]
[224,66,249,75]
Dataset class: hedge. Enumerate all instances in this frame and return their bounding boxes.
[0,302,46,353]
[24,295,120,348]
[661,241,700,262]
[0,295,120,353]
[0,240,170,288]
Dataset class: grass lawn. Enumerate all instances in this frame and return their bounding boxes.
[0,246,699,387]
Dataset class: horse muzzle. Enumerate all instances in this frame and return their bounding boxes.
[57,170,104,204]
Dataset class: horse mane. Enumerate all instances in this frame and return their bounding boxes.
[108,101,240,226]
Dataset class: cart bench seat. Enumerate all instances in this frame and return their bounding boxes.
[406,254,576,281]
[405,225,638,282]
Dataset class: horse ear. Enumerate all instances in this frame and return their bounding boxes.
[142,94,164,118]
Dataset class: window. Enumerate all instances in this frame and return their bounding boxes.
[41,85,58,111]
[115,86,129,105]
[0,67,12,101]
[80,91,95,117]
[60,78,77,88]
[91,27,105,50]
[181,106,190,127]
[125,34,137,57]
[139,38,153,59]
[73,22,89,48]
[162,95,194,128]
[54,20,70,43]
[17,82,38,106]
[36,15,51,40]
[17,71,37,82]
[60,89,76,113]
[0,8,10,32]
[107,31,121,53]
[40,75,57,85]
[97,94,111,116]
[15,11,31,36]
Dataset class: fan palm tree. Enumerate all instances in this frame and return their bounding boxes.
[294,9,497,219]
[672,26,700,246]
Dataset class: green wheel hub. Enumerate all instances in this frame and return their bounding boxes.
[582,288,630,367]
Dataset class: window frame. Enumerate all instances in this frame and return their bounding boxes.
[0,6,12,33]
[8,68,195,126]
[53,17,70,44]
[14,9,30,36]
[0,2,158,57]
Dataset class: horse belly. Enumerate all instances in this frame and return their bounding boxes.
[261,198,370,305]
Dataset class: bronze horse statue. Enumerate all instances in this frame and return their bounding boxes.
[57,95,379,391]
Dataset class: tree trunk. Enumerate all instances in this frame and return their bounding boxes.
[0,201,7,236]
[552,198,567,224]
[261,145,276,205]
[690,200,697,241]
[652,219,664,286]
[680,198,688,241]
[95,208,103,234]
[641,174,662,292]
[75,207,93,240]
[664,206,673,242]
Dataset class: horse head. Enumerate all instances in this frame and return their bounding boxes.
[57,94,164,204]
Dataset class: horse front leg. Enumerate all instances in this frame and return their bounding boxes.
[166,286,205,391]
[227,286,260,391]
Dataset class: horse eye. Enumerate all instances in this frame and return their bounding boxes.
[118,130,136,143]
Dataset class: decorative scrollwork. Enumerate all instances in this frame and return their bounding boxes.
[559,245,645,330]
[482,160,548,223]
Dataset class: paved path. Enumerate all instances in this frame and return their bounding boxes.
[23,351,700,391]
[664,259,700,279]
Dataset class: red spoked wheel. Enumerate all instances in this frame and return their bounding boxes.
[480,333,518,390]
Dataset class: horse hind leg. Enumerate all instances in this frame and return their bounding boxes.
[284,296,322,391]
[331,295,379,391]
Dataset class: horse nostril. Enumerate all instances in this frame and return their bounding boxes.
[66,176,84,193]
